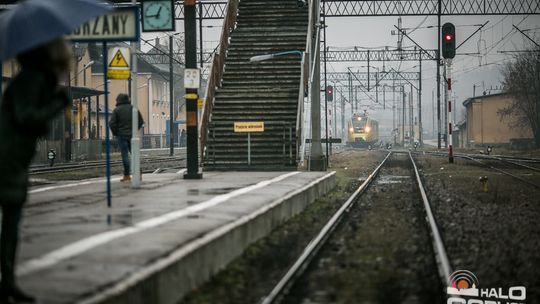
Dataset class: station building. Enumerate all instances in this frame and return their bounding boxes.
[458,92,534,148]
[1,39,190,163]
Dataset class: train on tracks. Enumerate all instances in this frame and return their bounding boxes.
[347,113,379,148]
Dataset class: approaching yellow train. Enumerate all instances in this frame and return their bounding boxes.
[347,113,379,147]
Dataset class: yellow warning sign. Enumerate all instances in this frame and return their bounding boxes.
[109,49,129,68]
[197,99,204,109]
[107,69,130,79]
[234,122,264,133]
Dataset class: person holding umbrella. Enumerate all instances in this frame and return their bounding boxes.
[0,0,110,302]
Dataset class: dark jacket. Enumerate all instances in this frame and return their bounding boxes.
[0,68,69,205]
[109,99,144,137]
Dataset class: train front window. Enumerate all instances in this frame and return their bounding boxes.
[351,119,367,132]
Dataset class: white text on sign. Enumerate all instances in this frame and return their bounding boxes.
[234,122,264,133]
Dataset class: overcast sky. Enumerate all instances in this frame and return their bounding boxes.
[145,11,540,139]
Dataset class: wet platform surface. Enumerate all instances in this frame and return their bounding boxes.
[18,170,335,304]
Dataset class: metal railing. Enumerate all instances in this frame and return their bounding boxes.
[297,0,318,166]
[200,0,239,162]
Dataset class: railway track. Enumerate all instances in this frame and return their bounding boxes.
[262,151,451,303]
[417,151,540,189]
[29,155,186,175]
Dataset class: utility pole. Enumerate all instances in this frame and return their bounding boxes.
[184,0,202,179]
[437,0,442,149]
[402,90,406,146]
[410,83,413,145]
[309,2,325,171]
[341,92,345,139]
[130,0,141,187]
[169,35,174,156]
[418,57,423,145]
[323,0,329,166]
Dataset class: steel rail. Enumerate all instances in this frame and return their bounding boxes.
[415,151,540,185]
[408,151,452,286]
[30,156,186,175]
[261,151,392,304]
[461,155,540,189]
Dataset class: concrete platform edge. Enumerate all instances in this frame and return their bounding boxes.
[77,171,336,304]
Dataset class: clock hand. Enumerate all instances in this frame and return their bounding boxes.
[155,6,162,18]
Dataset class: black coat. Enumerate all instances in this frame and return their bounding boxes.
[109,99,144,137]
[0,68,69,205]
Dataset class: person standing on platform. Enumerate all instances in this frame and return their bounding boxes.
[0,38,72,303]
[109,93,144,182]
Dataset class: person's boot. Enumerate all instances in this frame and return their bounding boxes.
[120,175,131,182]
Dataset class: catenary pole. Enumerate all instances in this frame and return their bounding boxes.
[184,0,202,179]
[169,35,174,156]
[437,0,442,149]
[131,0,141,187]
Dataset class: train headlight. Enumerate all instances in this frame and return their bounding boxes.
[349,127,354,132]
[365,126,371,133]
[357,117,362,121]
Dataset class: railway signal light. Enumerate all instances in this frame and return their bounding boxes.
[442,23,456,59]
[326,85,333,102]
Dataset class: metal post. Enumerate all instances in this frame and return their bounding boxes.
[198,0,204,68]
[103,42,112,207]
[131,35,141,187]
[323,2,329,167]
[66,71,72,162]
[341,94,345,139]
[96,95,100,140]
[349,71,353,116]
[169,35,174,156]
[410,83,413,145]
[402,90,406,146]
[308,1,325,171]
[184,0,202,179]
[418,57,423,145]
[437,0,442,149]
[87,97,91,139]
[247,132,251,166]
[443,61,448,148]
[447,59,454,163]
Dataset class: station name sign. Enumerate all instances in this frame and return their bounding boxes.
[67,7,140,42]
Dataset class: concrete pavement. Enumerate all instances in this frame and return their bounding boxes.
[19,170,335,304]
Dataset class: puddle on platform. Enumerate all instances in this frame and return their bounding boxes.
[377,175,410,185]
[202,187,239,195]
[187,189,200,195]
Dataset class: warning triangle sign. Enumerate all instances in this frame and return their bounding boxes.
[109,50,129,68]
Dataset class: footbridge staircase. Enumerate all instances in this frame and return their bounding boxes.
[201,0,316,171]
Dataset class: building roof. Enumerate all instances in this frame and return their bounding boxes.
[462,92,508,107]
[3,76,105,99]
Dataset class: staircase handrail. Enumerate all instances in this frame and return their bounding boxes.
[200,0,239,161]
[298,0,319,165]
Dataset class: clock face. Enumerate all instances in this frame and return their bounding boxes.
[142,0,174,32]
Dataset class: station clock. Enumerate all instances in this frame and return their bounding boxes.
[141,0,175,32]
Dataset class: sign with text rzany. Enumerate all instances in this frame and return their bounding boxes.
[234,122,264,133]
[67,7,140,42]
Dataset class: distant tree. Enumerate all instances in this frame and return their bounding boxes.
[500,46,540,147]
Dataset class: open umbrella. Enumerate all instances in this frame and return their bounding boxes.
[0,0,111,60]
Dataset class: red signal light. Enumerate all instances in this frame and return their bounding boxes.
[445,34,453,41]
